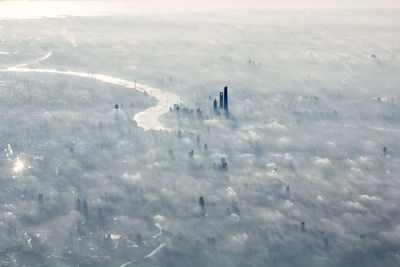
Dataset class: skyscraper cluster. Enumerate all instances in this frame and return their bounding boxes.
[213,86,228,114]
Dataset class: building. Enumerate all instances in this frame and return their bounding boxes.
[213,86,230,115]
[199,196,205,215]
[223,86,228,112]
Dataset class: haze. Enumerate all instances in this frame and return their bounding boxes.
[1,0,399,266]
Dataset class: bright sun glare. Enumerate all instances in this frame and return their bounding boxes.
[13,157,25,173]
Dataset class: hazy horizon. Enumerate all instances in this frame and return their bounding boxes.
[0,0,399,20]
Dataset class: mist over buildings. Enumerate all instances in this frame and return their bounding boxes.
[0,0,400,266]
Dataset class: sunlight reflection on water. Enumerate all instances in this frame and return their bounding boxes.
[13,157,25,174]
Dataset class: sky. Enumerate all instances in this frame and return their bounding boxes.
[0,0,399,20]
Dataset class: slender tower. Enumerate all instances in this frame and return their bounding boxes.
[223,86,228,112]
[199,196,205,215]
[219,92,223,108]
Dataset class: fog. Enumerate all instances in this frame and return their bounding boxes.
[1,0,400,266]
[1,0,399,19]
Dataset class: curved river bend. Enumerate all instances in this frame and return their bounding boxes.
[1,54,181,131]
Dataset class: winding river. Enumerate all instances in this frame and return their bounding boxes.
[0,52,181,131]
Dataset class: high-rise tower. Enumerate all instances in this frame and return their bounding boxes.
[199,196,205,215]
[219,92,223,108]
[223,86,228,111]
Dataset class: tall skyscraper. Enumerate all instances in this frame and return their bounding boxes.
[38,193,43,206]
[199,196,205,215]
[76,198,81,212]
[223,86,228,111]
[82,198,88,219]
[213,99,217,112]
[219,92,223,108]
